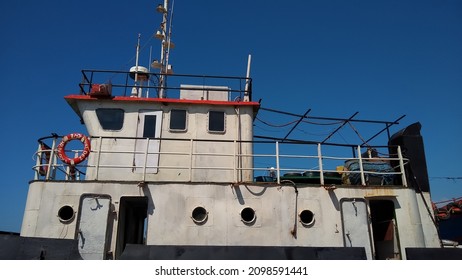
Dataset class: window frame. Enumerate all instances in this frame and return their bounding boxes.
[207,110,226,134]
[169,109,188,132]
[95,108,125,131]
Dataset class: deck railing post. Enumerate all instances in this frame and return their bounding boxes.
[95,136,103,180]
[142,138,150,182]
[34,143,42,180]
[276,141,280,184]
[46,138,58,180]
[50,138,58,180]
[233,140,237,183]
[357,145,366,186]
[397,145,408,187]
[189,139,193,182]
[318,143,325,185]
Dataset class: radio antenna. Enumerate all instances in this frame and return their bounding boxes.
[152,0,175,98]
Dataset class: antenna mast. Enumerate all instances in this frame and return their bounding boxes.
[152,0,175,98]
[130,34,142,97]
[129,33,149,98]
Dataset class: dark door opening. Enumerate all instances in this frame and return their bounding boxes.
[369,199,401,259]
[115,196,148,259]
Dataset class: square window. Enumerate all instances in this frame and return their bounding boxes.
[95,108,124,130]
[208,111,225,133]
[170,109,187,131]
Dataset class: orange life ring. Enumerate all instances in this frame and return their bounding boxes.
[57,133,91,165]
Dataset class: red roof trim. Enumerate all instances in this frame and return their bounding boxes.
[65,94,260,107]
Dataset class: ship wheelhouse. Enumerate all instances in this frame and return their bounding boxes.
[65,92,259,183]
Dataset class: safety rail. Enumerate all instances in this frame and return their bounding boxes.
[78,69,252,101]
[33,135,408,187]
[34,136,86,181]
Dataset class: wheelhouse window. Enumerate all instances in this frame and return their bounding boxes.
[208,111,225,133]
[169,109,187,131]
[96,108,124,130]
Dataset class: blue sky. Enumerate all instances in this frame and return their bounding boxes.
[0,0,461,233]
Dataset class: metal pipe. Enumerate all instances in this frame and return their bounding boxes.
[397,145,407,187]
[244,54,251,101]
[142,139,150,181]
[276,141,280,184]
[46,138,58,180]
[357,145,366,186]
[318,143,324,185]
[189,139,193,182]
[95,137,103,181]
[34,143,42,180]
[283,109,311,142]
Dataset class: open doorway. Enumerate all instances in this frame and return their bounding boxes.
[115,196,148,259]
[369,199,401,259]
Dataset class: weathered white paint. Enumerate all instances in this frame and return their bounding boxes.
[77,195,111,260]
[21,180,442,259]
[73,99,255,183]
[20,93,443,260]
[341,199,373,259]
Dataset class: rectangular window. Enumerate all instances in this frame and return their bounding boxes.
[170,109,187,131]
[96,108,124,130]
[143,115,157,138]
[208,111,225,133]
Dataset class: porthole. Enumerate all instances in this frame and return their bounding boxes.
[191,206,208,225]
[240,207,256,225]
[299,209,315,226]
[58,205,75,223]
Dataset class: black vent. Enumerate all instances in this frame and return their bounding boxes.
[388,122,430,192]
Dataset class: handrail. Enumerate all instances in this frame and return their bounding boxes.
[32,135,409,186]
[78,69,253,101]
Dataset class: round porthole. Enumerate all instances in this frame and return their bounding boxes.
[299,209,315,227]
[240,207,256,225]
[191,206,208,224]
[58,205,75,223]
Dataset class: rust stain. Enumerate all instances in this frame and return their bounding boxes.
[364,187,397,197]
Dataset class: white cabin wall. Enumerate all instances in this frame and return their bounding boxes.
[400,188,426,249]
[21,182,80,239]
[362,188,442,259]
[76,99,256,183]
[79,101,140,180]
[236,107,255,181]
[20,183,43,237]
[20,181,443,259]
[146,184,346,247]
[418,192,441,247]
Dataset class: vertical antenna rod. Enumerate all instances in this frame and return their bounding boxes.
[164,0,175,79]
[153,0,175,98]
[244,54,252,101]
[131,33,142,97]
[158,0,169,98]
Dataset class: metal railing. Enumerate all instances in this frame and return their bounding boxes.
[33,135,408,187]
[78,69,252,101]
[34,135,85,181]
